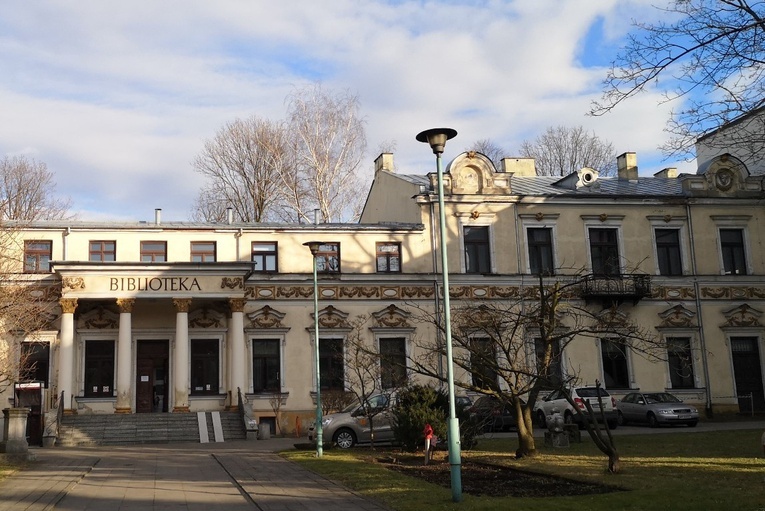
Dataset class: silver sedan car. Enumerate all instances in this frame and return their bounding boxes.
[617,392,699,427]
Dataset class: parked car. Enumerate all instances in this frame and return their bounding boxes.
[533,386,619,429]
[308,393,396,449]
[467,396,519,432]
[456,395,473,409]
[617,392,699,427]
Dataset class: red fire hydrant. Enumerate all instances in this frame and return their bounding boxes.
[423,423,434,465]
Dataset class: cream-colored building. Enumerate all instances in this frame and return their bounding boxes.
[2,142,764,445]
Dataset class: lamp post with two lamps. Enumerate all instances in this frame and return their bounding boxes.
[416,127,462,502]
[303,241,323,458]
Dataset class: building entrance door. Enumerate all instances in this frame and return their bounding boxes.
[731,336,765,413]
[136,340,169,413]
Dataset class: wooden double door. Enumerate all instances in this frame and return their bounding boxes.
[136,340,169,413]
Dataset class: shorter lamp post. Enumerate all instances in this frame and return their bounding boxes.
[303,241,323,457]
[416,127,462,502]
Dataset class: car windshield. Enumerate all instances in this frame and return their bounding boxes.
[644,393,681,404]
[576,388,609,398]
[341,401,361,413]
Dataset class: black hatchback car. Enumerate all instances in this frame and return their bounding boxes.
[467,396,518,432]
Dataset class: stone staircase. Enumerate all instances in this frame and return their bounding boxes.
[58,411,245,446]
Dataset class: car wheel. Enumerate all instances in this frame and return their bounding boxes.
[647,413,659,428]
[607,419,618,430]
[617,411,627,426]
[333,429,357,449]
[537,411,547,428]
[687,420,698,428]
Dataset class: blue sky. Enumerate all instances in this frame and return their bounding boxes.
[0,0,690,221]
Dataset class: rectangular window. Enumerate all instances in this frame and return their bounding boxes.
[315,243,340,273]
[376,242,401,273]
[190,241,216,262]
[252,339,281,392]
[252,242,278,272]
[84,341,115,398]
[24,241,52,273]
[89,241,116,262]
[589,228,620,276]
[470,338,498,391]
[140,241,167,262]
[20,342,50,387]
[655,229,682,276]
[720,228,747,275]
[600,338,630,388]
[534,338,562,389]
[319,338,344,390]
[667,337,695,389]
[379,337,407,389]
[464,226,491,273]
[190,339,219,395]
[527,228,554,275]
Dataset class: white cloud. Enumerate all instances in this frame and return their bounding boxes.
[0,0,696,220]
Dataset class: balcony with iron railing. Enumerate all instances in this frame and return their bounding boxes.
[579,273,652,304]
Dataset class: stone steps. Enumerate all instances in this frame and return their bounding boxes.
[58,411,245,446]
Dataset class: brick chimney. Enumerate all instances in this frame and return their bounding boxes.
[374,153,394,174]
[617,152,638,181]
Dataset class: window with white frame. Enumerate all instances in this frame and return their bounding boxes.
[379,337,407,389]
[84,340,115,397]
[711,215,751,276]
[463,226,491,273]
[470,337,499,391]
[252,338,281,392]
[600,338,630,388]
[666,336,695,389]
[319,337,344,390]
[190,339,220,395]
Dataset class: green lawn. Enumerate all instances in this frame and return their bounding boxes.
[284,429,765,511]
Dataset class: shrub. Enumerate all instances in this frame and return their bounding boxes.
[391,384,447,451]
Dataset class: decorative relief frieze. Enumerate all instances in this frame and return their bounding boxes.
[316,305,349,329]
[277,286,313,298]
[78,306,119,329]
[652,286,696,300]
[62,277,85,292]
[721,303,762,328]
[701,286,765,300]
[490,287,521,298]
[221,277,243,290]
[657,304,697,328]
[372,304,411,328]
[248,305,286,329]
[189,307,225,329]
[339,286,380,298]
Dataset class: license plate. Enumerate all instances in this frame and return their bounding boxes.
[678,415,691,419]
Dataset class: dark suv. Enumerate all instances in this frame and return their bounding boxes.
[467,396,518,432]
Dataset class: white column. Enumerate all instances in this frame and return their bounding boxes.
[228,298,247,409]
[173,298,191,413]
[115,298,134,413]
[57,298,78,414]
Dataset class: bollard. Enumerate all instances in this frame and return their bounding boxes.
[258,423,271,440]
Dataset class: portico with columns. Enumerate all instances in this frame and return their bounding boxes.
[51,263,253,415]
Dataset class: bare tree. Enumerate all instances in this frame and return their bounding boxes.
[519,126,617,177]
[285,84,367,223]
[192,117,289,222]
[465,139,507,170]
[0,225,55,394]
[192,84,367,223]
[590,0,765,160]
[0,156,72,220]
[407,273,663,469]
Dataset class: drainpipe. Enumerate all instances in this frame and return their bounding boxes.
[62,227,71,260]
[687,201,713,417]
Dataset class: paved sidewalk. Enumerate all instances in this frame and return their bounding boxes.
[0,438,391,511]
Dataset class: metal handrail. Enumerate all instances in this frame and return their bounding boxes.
[237,387,258,433]
[55,390,64,438]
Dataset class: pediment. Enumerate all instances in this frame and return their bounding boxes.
[248,305,287,329]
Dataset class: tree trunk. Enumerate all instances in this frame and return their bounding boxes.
[515,412,538,458]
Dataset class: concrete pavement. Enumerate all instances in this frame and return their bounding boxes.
[0,438,391,511]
